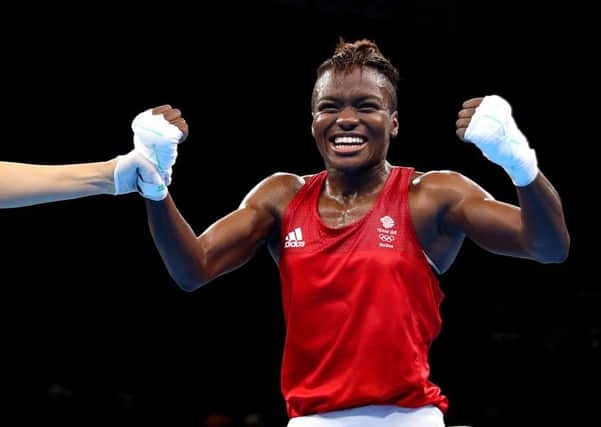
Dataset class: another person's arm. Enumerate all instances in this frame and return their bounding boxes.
[443,95,570,263]
[0,105,186,209]
[0,160,117,208]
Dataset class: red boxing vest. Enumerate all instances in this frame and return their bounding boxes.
[279,166,448,418]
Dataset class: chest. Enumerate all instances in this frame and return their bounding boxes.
[315,189,441,252]
[317,195,378,228]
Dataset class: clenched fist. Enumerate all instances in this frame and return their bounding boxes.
[456,95,538,187]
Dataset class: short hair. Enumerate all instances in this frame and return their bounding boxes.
[312,38,400,111]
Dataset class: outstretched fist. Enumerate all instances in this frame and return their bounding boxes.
[131,105,188,185]
[113,105,190,201]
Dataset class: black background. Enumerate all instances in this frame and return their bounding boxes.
[5,1,589,425]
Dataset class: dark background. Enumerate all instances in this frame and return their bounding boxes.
[5,0,589,425]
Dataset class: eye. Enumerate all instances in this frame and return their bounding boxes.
[358,103,380,112]
[317,102,338,113]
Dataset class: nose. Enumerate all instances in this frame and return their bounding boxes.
[336,107,359,130]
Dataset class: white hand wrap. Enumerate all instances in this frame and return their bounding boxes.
[464,95,538,186]
[114,150,168,201]
[131,109,183,184]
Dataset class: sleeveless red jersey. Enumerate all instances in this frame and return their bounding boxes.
[279,166,447,418]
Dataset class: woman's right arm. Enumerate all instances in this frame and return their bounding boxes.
[145,174,296,292]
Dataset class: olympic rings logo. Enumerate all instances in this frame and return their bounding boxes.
[379,234,395,242]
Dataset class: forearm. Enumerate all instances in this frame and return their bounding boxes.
[459,95,570,262]
[145,196,207,291]
[0,160,116,208]
[517,172,570,262]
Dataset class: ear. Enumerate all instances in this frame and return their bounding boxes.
[390,111,399,138]
[311,119,315,138]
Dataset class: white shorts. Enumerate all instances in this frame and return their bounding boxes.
[287,404,445,427]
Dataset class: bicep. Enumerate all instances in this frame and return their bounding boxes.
[197,204,276,280]
[446,187,531,259]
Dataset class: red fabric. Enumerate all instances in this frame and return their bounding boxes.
[279,166,448,418]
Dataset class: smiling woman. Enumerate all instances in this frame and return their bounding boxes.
[141,38,570,427]
[312,66,398,167]
[311,41,399,171]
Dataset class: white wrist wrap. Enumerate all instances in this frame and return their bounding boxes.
[464,95,538,186]
[131,110,182,184]
[114,151,168,201]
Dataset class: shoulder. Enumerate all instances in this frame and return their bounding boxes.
[410,169,491,194]
[240,172,317,218]
[409,169,493,206]
[245,172,310,198]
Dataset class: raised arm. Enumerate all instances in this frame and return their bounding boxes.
[145,174,298,292]
[446,95,569,263]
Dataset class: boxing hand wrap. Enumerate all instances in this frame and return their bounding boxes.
[113,150,168,201]
[464,95,538,187]
[131,109,183,184]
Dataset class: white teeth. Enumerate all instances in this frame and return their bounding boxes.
[334,136,364,144]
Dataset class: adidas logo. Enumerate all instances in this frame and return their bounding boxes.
[284,227,305,248]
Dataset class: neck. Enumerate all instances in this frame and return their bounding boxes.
[325,162,391,203]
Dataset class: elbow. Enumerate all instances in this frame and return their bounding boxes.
[176,278,204,293]
[532,235,571,264]
[171,257,214,293]
[174,273,211,292]
[537,251,569,264]
[173,270,210,293]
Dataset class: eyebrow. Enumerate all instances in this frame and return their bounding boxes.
[317,95,384,103]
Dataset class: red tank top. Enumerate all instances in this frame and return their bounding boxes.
[279,166,447,418]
